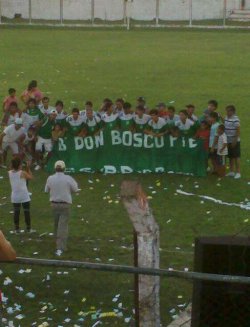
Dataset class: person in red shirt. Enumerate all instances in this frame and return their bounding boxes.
[157,102,168,118]
[195,121,210,168]
[2,88,18,113]
[21,80,43,105]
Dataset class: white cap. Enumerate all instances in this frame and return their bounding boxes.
[15,118,23,125]
[54,160,66,169]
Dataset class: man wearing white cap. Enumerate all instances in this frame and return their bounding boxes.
[45,160,78,256]
[0,118,26,167]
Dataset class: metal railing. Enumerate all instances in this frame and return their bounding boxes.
[1,256,250,326]
[0,0,249,30]
[6,257,250,285]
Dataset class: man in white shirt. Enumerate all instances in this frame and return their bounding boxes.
[45,160,79,256]
[38,97,55,115]
[144,109,167,137]
[175,110,194,132]
[0,118,26,167]
[133,105,150,132]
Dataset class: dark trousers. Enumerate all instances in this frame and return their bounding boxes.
[13,202,31,230]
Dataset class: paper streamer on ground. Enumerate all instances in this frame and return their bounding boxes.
[176,189,250,211]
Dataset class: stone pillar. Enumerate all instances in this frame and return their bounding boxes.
[121,181,160,327]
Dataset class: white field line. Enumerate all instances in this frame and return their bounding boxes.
[176,189,250,211]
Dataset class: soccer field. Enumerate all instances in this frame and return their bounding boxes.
[0,27,250,326]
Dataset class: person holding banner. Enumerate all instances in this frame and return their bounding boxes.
[144,109,168,137]
[119,102,134,131]
[65,108,86,137]
[83,106,101,136]
[101,101,119,130]
[133,105,150,133]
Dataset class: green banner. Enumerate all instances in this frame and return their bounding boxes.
[46,130,207,176]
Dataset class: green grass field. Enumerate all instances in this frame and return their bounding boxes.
[0,27,250,326]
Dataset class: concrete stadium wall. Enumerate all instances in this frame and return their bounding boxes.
[0,0,244,21]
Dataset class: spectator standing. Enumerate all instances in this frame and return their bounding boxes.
[8,158,33,233]
[224,105,241,179]
[45,160,79,256]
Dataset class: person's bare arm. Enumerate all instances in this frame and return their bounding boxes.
[0,132,6,151]
[21,162,33,180]
[211,135,218,152]
[0,231,16,261]
[144,128,155,136]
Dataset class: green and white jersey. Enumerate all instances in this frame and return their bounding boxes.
[146,117,167,134]
[38,117,55,139]
[119,113,134,131]
[133,114,150,132]
[66,115,85,136]
[55,111,68,127]
[175,118,194,131]
[22,107,44,130]
[38,104,55,116]
[84,116,101,136]
[166,115,180,127]
[101,113,119,130]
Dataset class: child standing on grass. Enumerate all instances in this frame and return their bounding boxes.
[209,112,220,173]
[216,124,228,177]
[2,88,18,112]
[224,105,241,179]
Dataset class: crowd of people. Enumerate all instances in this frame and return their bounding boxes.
[1,80,242,255]
[1,80,241,179]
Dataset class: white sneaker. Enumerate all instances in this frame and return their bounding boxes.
[55,249,63,256]
[226,172,235,177]
[26,228,36,233]
[0,164,7,169]
[234,173,241,179]
[34,165,41,171]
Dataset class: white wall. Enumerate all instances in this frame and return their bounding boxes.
[1,0,241,21]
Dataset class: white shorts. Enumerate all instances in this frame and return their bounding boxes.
[2,142,19,154]
[35,136,52,152]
